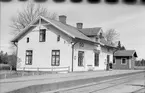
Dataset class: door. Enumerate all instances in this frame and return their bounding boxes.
[129,59,131,69]
[106,55,110,70]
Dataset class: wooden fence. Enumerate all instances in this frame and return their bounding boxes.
[0,66,70,79]
[18,66,70,72]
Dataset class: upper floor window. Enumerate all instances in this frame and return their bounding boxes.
[95,37,99,42]
[25,50,33,65]
[99,33,103,38]
[79,42,84,47]
[27,37,29,43]
[94,53,99,66]
[57,35,60,42]
[78,51,84,66]
[39,29,46,42]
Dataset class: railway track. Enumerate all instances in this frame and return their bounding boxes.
[131,88,145,93]
[47,73,145,93]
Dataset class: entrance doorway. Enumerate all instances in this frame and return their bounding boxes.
[106,55,110,70]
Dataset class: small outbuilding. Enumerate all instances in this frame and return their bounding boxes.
[113,50,137,69]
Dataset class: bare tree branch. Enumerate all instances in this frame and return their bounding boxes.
[104,29,120,45]
[10,2,57,35]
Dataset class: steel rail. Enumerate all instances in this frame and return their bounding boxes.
[50,73,144,93]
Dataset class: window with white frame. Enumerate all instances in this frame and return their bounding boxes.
[121,58,127,65]
[25,50,33,65]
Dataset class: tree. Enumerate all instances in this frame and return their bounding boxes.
[0,51,9,64]
[120,46,126,50]
[10,2,57,35]
[8,54,17,70]
[10,2,58,54]
[117,41,126,50]
[117,41,121,49]
[104,29,119,45]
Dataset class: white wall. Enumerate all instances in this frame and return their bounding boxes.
[17,25,72,71]
[73,42,105,71]
[99,46,113,70]
[16,23,114,72]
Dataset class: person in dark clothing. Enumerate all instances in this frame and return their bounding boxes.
[109,63,113,69]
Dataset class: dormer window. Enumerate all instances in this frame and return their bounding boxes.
[99,33,103,38]
[57,35,60,42]
[39,29,46,42]
[96,37,99,42]
[27,37,29,43]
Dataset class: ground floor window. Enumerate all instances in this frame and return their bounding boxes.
[25,50,33,65]
[94,53,99,66]
[121,58,127,65]
[51,50,60,66]
[78,51,84,66]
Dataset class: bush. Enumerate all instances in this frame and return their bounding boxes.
[0,64,11,70]
[0,51,17,70]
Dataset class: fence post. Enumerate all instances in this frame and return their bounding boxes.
[37,68,39,75]
[68,66,70,73]
[4,73,7,79]
[10,66,12,71]
[51,67,53,73]
[22,67,25,76]
[32,72,35,76]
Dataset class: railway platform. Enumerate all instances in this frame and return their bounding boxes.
[0,70,144,93]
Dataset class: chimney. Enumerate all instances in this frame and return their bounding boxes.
[76,23,83,29]
[59,15,67,24]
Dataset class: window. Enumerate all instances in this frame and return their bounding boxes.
[57,35,60,42]
[79,42,84,47]
[25,50,33,65]
[51,50,60,66]
[99,33,103,38]
[27,37,29,43]
[95,37,99,42]
[78,51,84,66]
[39,29,46,42]
[94,53,99,66]
[121,58,127,65]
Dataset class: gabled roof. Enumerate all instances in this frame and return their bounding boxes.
[79,27,102,36]
[114,50,137,57]
[79,27,115,47]
[11,16,96,43]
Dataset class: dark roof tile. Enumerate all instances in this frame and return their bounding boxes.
[79,27,102,36]
[114,50,137,57]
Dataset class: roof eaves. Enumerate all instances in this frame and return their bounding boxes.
[11,16,40,42]
[40,16,76,38]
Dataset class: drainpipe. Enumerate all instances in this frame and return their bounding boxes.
[71,42,78,72]
[12,41,18,71]
[112,47,119,70]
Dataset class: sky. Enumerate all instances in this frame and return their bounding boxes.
[0,0,145,59]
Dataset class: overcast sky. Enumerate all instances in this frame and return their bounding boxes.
[0,1,145,59]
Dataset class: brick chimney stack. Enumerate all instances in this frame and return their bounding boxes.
[76,23,83,29]
[59,15,67,24]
